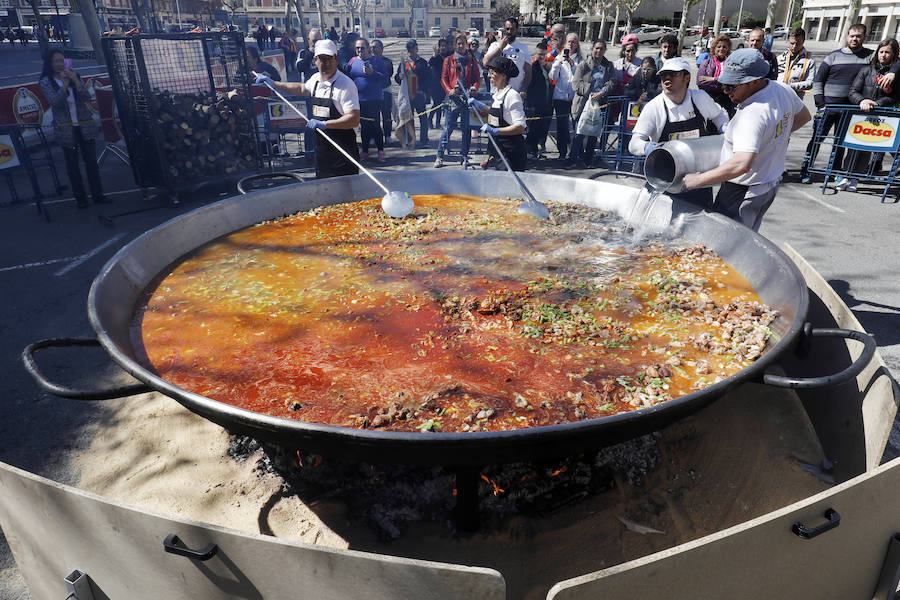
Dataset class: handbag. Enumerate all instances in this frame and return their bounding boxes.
[576,99,605,137]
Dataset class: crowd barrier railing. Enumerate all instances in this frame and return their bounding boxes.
[802,104,900,203]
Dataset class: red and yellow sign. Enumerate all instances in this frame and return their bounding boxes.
[842,113,900,151]
[14,87,43,125]
[0,134,21,170]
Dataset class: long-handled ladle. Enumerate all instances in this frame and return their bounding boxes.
[253,73,414,218]
[458,86,550,220]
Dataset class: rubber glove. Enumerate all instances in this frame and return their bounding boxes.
[718,123,727,135]
[644,141,659,154]
[306,119,327,130]
[467,97,487,111]
[254,73,274,88]
[480,123,499,136]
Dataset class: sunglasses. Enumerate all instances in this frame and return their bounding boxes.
[722,83,742,92]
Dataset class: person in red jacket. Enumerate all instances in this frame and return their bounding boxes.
[434,32,482,168]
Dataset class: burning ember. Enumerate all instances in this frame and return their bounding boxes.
[228,432,661,539]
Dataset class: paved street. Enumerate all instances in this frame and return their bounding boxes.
[0,35,898,598]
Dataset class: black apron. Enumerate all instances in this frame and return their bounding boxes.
[656,94,719,209]
[311,79,359,179]
[488,88,527,171]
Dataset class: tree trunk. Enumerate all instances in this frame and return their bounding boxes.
[677,0,697,49]
[839,0,861,40]
[598,8,607,43]
[360,0,367,37]
[316,0,325,30]
[70,0,106,63]
[712,0,723,36]
[612,1,620,43]
[26,0,50,56]
[764,0,777,29]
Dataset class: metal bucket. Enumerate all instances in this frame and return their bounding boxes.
[644,135,724,194]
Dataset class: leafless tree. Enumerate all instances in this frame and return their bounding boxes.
[618,0,644,41]
[840,0,861,41]
[676,0,701,48]
[219,0,242,22]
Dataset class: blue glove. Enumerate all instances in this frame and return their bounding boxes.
[254,73,274,88]
[644,141,659,154]
[480,123,499,136]
[718,123,727,135]
[306,119,327,130]
[467,97,487,111]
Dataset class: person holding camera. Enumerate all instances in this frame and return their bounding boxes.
[483,17,532,94]
[548,32,581,161]
[349,37,390,161]
[39,50,108,208]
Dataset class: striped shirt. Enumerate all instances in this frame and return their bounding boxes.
[812,47,873,107]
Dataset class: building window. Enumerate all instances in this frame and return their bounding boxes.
[376,18,382,27]
[451,16,458,27]
[334,17,340,26]
[434,17,440,25]
[390,0,402,7]
[392,17,405,27]
[470,0,483,6]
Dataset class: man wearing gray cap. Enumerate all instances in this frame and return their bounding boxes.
[682,49,811,231]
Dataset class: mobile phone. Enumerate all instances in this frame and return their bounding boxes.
[63,58,73,70]
[563,48,569,58]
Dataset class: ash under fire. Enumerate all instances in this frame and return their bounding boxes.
[227,433,661,540]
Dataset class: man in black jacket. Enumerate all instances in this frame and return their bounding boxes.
[525,41,553,158]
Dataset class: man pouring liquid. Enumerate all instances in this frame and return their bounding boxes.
[682,49,811,231]
[255,39,361,179]
[629,56,728,209]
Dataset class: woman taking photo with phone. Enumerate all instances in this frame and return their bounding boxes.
[39,50,107,208]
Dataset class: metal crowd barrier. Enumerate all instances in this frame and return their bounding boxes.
[596,95,646,174]
[802,104,900,203]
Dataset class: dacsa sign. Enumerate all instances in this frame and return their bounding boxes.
[0,136,22,170]
[843,113,900,151]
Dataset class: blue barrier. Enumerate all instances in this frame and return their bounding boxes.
[801,104,900,203]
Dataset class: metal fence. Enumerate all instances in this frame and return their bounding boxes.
[101,32,260,196]
[802,104,900,203]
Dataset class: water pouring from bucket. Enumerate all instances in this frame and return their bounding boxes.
[634,135,725,230]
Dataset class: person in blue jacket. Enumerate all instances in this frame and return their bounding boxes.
[349,37,390,161]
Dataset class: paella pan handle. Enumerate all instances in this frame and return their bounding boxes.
[22,338,152,400]
[236,171,305,195]
[763,327,877,389]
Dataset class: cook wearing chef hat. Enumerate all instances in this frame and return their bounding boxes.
[255,39,362,179]
[681,49,812,231]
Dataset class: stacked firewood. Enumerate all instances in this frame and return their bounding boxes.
[150,89,257,180]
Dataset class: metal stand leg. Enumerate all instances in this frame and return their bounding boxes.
[452,466,481,532]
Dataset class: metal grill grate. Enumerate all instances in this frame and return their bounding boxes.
[101,33,260,193]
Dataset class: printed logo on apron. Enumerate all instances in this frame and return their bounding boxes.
[488,114,500,126]
[313,104,330,118]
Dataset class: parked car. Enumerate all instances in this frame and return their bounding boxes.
[692,30,747,57]
[630,25,671,44]
[397,28,410,37]
[772,26,788,38]
[680,27,702,49]
[374,28,386,38]
[428,26,442,38]
[466,27,480,37]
